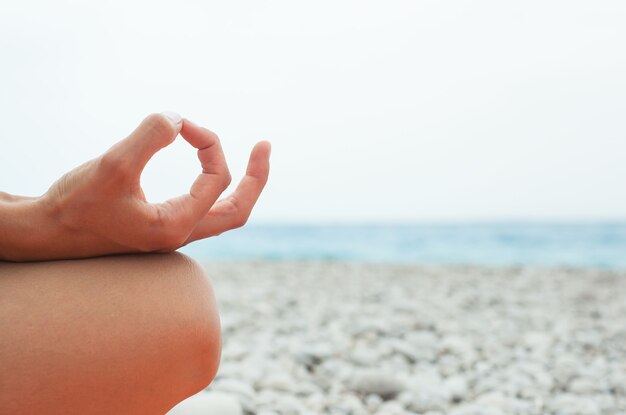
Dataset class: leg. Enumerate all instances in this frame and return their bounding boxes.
[0,253,221,415]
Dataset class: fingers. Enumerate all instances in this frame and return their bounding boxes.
[153,119,232,232]
[184,141,271,244]
[180,118,231,181]
[98,112,266,251]
[102,113,182,178]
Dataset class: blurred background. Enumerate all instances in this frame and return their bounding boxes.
[1,0,625,267]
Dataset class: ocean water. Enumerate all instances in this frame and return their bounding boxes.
[180,222,626,269]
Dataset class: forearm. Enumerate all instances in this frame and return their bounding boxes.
[0,192,138,262]
[0,195,55,261]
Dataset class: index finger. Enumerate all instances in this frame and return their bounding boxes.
[156,119,231,226]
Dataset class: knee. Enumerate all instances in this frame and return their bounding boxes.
[149,253,222,402]
[0,252,222,415]
[171,253,222,390]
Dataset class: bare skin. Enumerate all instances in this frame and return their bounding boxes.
[0,112,271,261]
[0,113,270,414]
[0,253,220,415]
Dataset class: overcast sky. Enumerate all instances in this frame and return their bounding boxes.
[1,1,625,223]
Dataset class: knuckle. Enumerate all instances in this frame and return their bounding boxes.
[220,198,239,216]
[137,239,161,253]
[150,209,189,250]
[154,229,187,251]
[222,170,232,189]
[162,239,184,252]
[98,152,117,172]
[232,213,249,229]
[203,127,220,142]
[98,152,131,177]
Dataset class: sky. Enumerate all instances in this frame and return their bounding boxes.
[1,1,625,223]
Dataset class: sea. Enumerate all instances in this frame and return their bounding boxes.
[180,222,626,269]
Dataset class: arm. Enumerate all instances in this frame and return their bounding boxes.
[0,195,50,260]
[0,113,270,262]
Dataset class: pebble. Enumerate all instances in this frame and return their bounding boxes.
[167,262,626,414]
[257,372,296,393]
[404,388,450,412]
[167,391,243,415]
[272,394,307,415]
[365,393,384,412]
[210,378,255,401]
[349,370,406,399]
[389,339,421,363]
[444,375,468,402]
[547,394,601,415]
[376,400,406,415]
[568,376,603,395]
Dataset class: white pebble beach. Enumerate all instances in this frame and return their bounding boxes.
[168,261,626,415]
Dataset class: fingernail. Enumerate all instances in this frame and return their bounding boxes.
[161,111,182,126]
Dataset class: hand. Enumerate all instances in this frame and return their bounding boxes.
[0,113,270,261]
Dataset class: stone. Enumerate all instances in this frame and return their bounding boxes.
[273,394,307,415]
[257,372,296,393]
[201,262,626,415]
[349,370,406,399]
[210,378,255,401]
[328,394,367,415]
[568,377,601,395]
[166,391,243,415]
[375,400,405,415]
[389,339,421,363]
[439,335,476,367]
[548,394,601,415]
[365,393,384,412]
[404,389,450,413]
[444,375,468,402]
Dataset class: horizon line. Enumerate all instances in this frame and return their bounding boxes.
[248,218,626,226]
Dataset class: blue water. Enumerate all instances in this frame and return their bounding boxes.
[180,223,626,269]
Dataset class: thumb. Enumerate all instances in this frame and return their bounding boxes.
[105,112,182,178]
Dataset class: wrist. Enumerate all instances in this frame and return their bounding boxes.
[0,195,58,262]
